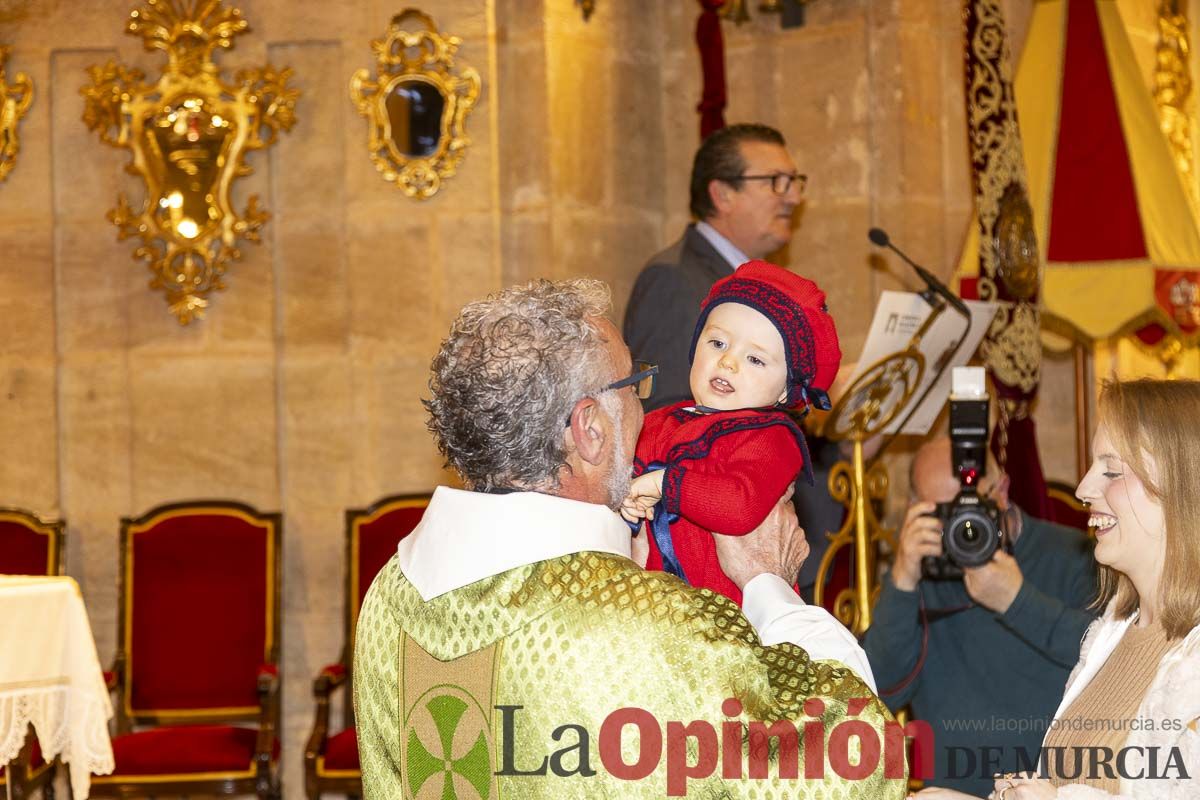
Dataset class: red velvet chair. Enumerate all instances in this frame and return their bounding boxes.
[90,501,283,799]
[0,507,65,799]
[304,493,431,800]
[0,506,64,576]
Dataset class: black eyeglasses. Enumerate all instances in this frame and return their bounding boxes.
[719,172,807,196]
[565,362,658,426]
[607,361,658,400]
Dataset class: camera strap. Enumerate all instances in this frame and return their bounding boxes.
[925,600,975,621]
[877,592,976,697]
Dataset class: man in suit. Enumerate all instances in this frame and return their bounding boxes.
[623,123,806,410]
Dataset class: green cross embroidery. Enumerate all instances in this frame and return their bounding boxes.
[407,694,491,799]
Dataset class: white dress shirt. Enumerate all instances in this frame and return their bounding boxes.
[695,221,751,272]
[398,486,876,691]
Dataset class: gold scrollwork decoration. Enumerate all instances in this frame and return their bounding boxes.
[814,456,893,635]
[1154,0,1195,206]
[0,46,34,183]
[719,0,752,24]
[80,0,299,324]
[824,351,924,442]
[349,10,481,200]
[965,0,1043,395]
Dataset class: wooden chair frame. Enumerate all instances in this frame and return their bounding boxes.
[304,493,430,800]
[90,500,283,799]
[0,506,64,799]
[0,730,56,800]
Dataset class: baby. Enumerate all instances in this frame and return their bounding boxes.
[621,260,841,606]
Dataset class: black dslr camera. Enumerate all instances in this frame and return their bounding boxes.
[922,367,1007,581]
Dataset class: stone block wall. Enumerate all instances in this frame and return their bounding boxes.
[0,1,668,792]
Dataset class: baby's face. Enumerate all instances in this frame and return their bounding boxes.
[690,302,789,411]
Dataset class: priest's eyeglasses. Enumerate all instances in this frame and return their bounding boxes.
[608,361,659,400]
[565,362,658,426]
[723,171,807,196]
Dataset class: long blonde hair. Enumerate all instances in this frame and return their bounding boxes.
[1095,378,1200,639]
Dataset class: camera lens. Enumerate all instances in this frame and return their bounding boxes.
[945,507,999,567]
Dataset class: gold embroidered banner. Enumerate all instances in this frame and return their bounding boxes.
[961,0,1051,518]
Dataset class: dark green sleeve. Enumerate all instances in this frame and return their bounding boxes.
[861,572,923,709]
[999,569,1096,668]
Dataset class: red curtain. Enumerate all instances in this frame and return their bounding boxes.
[696,1,727,139]
[1048,0,1146,262]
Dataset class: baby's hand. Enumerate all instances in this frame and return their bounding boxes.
[620,495,657,523]
[629,469,665,501]
[619,470,665,523]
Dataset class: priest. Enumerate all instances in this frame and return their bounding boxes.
[353,277,907,798]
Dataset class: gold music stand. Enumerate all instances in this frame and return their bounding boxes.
[815,302,957,635]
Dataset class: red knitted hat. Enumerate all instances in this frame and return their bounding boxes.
[688,261,842,410]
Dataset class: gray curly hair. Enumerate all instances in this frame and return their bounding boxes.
[424,278,616,491]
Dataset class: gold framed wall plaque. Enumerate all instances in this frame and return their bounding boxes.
[0,46,34,183]
[349,10,480,199]
[81,0,299,324]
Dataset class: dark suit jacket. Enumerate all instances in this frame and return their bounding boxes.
[622,224,733,410]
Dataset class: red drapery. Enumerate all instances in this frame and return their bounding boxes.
[696,0,727,139]
[1048,0,1146,263]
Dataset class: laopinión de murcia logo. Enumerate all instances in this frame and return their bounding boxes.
[401,689,919,798]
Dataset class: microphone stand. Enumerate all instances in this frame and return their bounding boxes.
[863,230,975,468]
[815,296,962,632]
[811,228,975,631]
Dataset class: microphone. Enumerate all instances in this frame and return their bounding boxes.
[868,227,971,317]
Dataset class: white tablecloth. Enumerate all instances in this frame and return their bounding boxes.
[0,575,114,798]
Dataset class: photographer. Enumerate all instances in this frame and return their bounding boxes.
[863,435,1096,796]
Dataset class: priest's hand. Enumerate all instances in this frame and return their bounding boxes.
[712,486,808,590]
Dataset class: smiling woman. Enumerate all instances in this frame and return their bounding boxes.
[1078,379,1200,639]
[1074,422,1166,610]
[922,381,1200,800]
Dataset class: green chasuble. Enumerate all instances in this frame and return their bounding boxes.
[355,551,908,799]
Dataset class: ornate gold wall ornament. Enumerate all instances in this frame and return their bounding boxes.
[719,0,752,24]
[0,46,34,183]
[349,10,481,200]
[1154,0,1195,206]
[575,0,596,21]
[80,0,299,324]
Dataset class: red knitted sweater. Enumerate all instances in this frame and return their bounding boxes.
[634,401,806,605]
